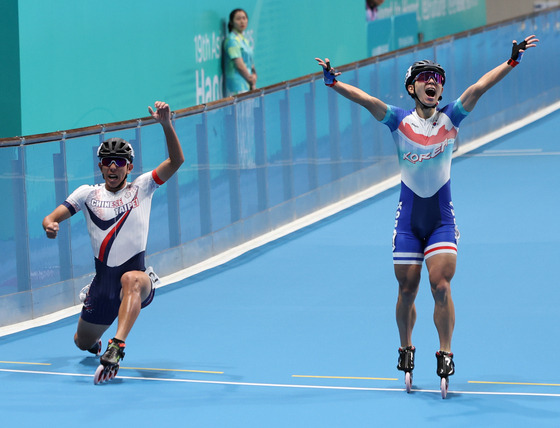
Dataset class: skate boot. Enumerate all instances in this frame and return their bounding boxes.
[79,283,91,303]
[87,339,102,357]
[93,338,125,385]
[145,266,161,288]
[397,346,415,393]
[436,350,454,399]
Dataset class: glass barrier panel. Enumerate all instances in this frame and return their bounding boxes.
[26,140,62,290]
[66,134,98,279]
[312,79,334,189]
[174,113,203,244]
[140,122,173,255]
[236,97,261,220]
[336,68,361,179]
[1,146,22,297]
[288,83,314,199]
[206,105,235,232]
[264,90,291,209]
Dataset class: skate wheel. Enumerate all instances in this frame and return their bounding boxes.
[93,364,105,385]
[108,366,119,381]
[440,377,449,399]
[405,372,412,393]
[94,339,102,357]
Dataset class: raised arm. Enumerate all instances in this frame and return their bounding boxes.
[315,57,388,121]
[460,35,539,112]
[148,101,185,183]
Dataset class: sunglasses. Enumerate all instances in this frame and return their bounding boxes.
[414,71,445,85]
[100,157,130,167]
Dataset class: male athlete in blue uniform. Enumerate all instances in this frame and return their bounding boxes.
[43,101,184,383]
[316,34,538,392]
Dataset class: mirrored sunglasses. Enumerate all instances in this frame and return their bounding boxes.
[100,157,129,167]
[414,71,444,84]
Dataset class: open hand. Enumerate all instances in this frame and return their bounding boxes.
[511,34,539,62]
[148,101,172,124]
[315,57,341,76]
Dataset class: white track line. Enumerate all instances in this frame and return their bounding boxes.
[1,368,560,397]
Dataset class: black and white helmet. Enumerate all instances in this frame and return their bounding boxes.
[97,138,134,162]
[404,59,446,93]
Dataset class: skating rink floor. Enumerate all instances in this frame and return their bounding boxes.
[1,108,559,427]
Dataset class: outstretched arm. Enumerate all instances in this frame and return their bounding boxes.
[460,35,539,112]
[148,101,185,183]
[315,58,388,121]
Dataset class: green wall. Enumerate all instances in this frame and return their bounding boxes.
[375,0,487,42]
[6,0,365,137]
[0,0,22,137]
[2,0,487,139]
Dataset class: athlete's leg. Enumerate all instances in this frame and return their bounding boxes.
[425,253,456,352]
[115,270,152,341]
[395,264,422,347]
[74,317,110,350]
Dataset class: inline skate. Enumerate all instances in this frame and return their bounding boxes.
[397,346,415,393]
[436,350,455,399]
[94,338,125,385]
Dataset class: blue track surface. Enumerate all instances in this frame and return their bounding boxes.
[1,110,559,427]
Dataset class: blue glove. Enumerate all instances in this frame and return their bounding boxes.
[322,61,338,87]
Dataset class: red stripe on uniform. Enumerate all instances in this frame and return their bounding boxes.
[152,169,165,185]
[98,211,130,262]
[424,245,456,256]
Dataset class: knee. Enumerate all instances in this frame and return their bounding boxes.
[431,279,451,303]
[395,265,421,303]
[120,272,142,295]
[74,332,92,351]
[398,281,419,304]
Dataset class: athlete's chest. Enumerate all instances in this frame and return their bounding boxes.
[397,114,457,148]
[86,185,141,221]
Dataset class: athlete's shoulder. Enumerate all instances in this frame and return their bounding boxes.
[131,170,157,183]
[65,183,101,213]
[68,183,101,199]
[438,98,469,125]
[382,104,415,130]
[131,170,161,192]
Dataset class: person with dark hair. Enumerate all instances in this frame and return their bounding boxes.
[224,8,256,96]
[315,34,538,397]
[366,0,385,21]
[42,101,184,384]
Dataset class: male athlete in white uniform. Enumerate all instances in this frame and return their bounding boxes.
[316,34,539,387]
[43,101,184,374]
[64,168,160,325]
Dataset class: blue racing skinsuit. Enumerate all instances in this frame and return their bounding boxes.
[381,99,469,265]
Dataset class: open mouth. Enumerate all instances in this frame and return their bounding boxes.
[425,87,436,97]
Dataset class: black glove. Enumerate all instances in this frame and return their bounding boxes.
[508,40,527,66]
